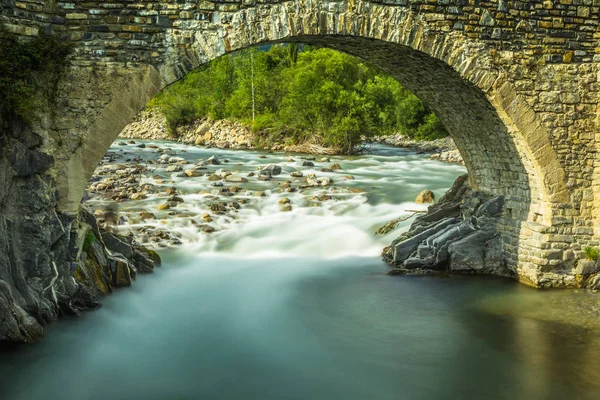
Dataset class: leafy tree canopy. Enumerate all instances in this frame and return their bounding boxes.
[149,45,448,153]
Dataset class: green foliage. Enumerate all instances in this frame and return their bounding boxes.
[0,30,71,120]
[584,246,600,261]
[150,45,448,153]
[83,230,96,251]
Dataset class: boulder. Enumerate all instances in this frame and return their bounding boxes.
[184,169,202,177]
[415,189,435,204]
[262,165,282,176]
[318,177,333,186]
[139,211,155,220]
[165,165,182,172]
[157,203,170,210]
[225,174,247,183]
[206,155,221,165]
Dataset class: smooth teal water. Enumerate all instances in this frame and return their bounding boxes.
[1,143,599,400]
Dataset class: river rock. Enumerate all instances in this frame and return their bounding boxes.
[318,177,333,186]
[291,171,303,177]
[262,165,282,176]
[225,174,247,183]
[279,197,291,205]
[208,174,222,181]
[207,155,221,165]
[164,187,179,195]
[184,169,202,177]
[157,203,170,210]
[166,165,182,172]
[329,163,342,170]
[168,156,186,164]
[140,211,155,220]
[415,190,435,204]
[201,225,215,233]
[302,161,314,167]
[280,205,292,212]
[210,203,227,212]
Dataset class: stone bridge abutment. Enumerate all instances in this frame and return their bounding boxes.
[1,0,599,342]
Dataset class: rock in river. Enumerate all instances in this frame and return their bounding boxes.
[262,165,282,176]
[415,189,435,204]
[207,155,221,165]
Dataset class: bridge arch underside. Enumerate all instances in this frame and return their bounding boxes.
[71,34,561,284]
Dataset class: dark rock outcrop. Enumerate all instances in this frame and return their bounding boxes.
[0,116,160,349]
[384,174,512,277]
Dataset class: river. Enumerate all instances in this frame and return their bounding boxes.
[0,142,599,400]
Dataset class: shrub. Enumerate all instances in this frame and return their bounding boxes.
[584,246,600,261]
[0,30,71,120]
[149,45,448,153]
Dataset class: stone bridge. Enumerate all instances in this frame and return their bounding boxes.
[0,0,599,341]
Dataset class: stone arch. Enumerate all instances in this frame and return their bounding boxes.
[55,3,569,280]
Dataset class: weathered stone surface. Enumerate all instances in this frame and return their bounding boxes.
[0,116,161,346]
[387,175,512,277]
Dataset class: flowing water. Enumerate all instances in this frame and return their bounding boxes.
[1,142,599,400]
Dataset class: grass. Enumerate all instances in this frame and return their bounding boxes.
[584,246,599,261]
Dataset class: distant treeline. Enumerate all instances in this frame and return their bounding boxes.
[149,45,448,154]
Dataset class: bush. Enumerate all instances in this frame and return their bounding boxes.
[584,246,600,261]
[0,30,71,120]
[149,45,448,153]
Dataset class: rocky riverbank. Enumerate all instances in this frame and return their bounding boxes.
[120,110,464,162]
[383,174,600,290]
[383,174,508,276]
[119,110,255,150]
[0,114,162,348]
[370,134,464,164]
[0,204,161,348]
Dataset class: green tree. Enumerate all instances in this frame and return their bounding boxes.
[149,44,448,151]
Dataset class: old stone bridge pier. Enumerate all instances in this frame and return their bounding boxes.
[0,0,599,343]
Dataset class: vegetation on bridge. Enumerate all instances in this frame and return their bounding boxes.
[149,45,448,154]
[0,30,70,121]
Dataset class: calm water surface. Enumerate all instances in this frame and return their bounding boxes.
[1,143,599,400]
